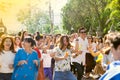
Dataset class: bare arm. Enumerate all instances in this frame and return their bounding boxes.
[88,47,101,57]
[50,52,68,61]
[72,50,82,58]
[71,40,79,53]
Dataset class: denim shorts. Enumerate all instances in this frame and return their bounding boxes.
[53,71,77,80]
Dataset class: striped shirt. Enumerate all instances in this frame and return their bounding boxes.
[99,61,120,80]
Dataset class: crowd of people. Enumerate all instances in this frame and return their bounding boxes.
[0,27,120,80]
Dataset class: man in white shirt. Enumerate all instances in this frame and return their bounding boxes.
[72,27,89,80]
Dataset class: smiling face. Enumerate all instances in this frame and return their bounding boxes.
[3,38,12,50]
[23,41,31,49]
[23,38,35,49]
[63,37,68,46]
[36,38,44,46]
[87,37,92,43]
[79,29,87,39]
[15,37,21,46]
[59,36,71,50]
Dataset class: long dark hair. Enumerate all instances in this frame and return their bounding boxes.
[14,36,21,48]
[59,35,71,50]
[0,37,15,54]
[21,31,27,42]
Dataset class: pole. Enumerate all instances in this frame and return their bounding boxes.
[49,0,54,34]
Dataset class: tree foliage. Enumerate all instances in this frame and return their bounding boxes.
[107,0,120,31]
[62,0,120,35]
[17,7,51,34]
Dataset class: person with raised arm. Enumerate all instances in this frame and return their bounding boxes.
[50,35,80,80]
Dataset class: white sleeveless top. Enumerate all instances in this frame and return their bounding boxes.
[0,50,15,73]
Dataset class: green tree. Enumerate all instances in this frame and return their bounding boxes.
[106,0,120,31]
[62,0,111,35]
[17,7,51,34]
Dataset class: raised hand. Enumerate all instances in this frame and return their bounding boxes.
[33,60,38,66]
[64,52,69,59]
[18,60,27,66]
[9,64,13,69]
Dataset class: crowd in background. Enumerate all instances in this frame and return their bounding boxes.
[0,27,120,80]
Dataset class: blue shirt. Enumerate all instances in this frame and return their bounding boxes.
[99,61,120,80]
[12,48,39,80]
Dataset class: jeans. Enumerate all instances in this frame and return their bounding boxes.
[54,71,77,80]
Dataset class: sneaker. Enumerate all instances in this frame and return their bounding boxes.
[83,75,91,79]
[92,74,100,79]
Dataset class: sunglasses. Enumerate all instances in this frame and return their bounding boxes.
[80,31,86,33]
[87,37,92,39]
